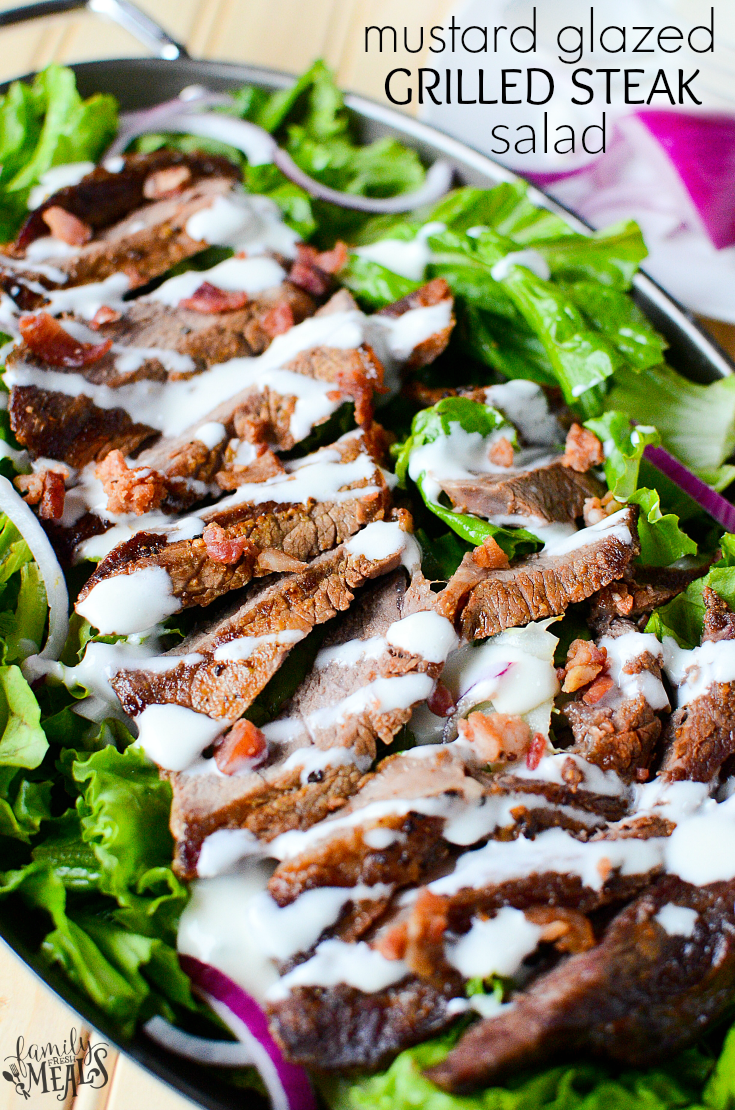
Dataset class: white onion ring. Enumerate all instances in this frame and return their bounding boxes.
[143,1016,254,1066]
[0,476,69,672]
[107,101,454,212]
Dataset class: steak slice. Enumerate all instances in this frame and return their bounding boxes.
[562,619,669,781]
[75,428,393,620]
[267,979,455,1074]
[427,873,735,1093]
[588,562,713,626]
[267,748,631,907]
[2,151,241,289]
[441,507,640,639]
[167,569,455,878]
[109,519,420,718]
[661,589,735,782]
[439,461,601,524]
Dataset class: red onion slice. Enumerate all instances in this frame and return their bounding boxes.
[644,444,735,533]
[107,102,453,212]
[179,956,316,1110]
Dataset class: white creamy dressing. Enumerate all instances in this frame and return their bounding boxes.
[407,421,537,507]
[212,451,382,510]
[184,191,300,258]
[484,380,562,448]
[148,255,286,306]
[540,508,633,557]
[266,940,408,1001]
[314,610,456,672]
[4,303,448,447]
[490,249,551,282]
[75,563,182,634]
[196,829,263,878]
[194,421,227,449]
[178,866,280,1002]
[41,272,131,319]
[354,222,447,282]
[662,637,735,707]
[598,630,669,711]
[344,520,421,573]
[443,618,560,734]
[212,629,305,662]
[655,903,698,937]
[27,161,95,209]
[446,907,543,979]
[279,743,372,784]
[135,703,233,771]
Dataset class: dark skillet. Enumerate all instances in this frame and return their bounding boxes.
[0,1,733,1106]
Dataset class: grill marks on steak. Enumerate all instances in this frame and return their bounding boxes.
[427,874,735,1092]
[4,151,240,288]
[439,507,640,639]
[76,429,391,612]
[439,460,602,524]
[165,569,450,878]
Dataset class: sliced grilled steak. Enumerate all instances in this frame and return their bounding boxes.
[427,873,735,1092]
[439,461,601,524]
[2,151,241,289]
[588,562,713,626]
[660,589,735,782]
[268,748,631,907]
[76,428,392,618]
[268,980,455,1073]
[109,520,420,719]
[562,619,669,781]
[166,569,455,878]
[439,507,640,638]
[376,278,455,369]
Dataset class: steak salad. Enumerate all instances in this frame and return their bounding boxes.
[3,61,735,1110]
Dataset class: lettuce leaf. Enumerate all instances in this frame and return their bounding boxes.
[609,363,735,475]
[393,398,543,559]
[646,534,735,647]
[629,488,698,567]
[584,412,659,502]
[0,65,117,240]
[325,1026,712,1110]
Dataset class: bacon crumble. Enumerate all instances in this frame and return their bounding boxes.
[19,313,112,369]
[95,450,166,515]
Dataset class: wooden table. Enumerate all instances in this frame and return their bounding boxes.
[0,1,734,1106]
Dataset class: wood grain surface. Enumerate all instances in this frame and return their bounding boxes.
[0,1,733,1107]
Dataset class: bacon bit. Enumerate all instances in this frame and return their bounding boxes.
[471,535,510,570]
[41,206,91,246]
[214,719,268,775]
[289,258,331,297]
[561,756,584,789]
[561,638,608,693]
[19,312,112,368]
[458,711,532,765]
[525,906,595,953]
[427,681,455,718]
[14,470,66,521]
[488,436,514,468]
[582,673,615,705]
[180,281,249,314]
[256,549,307,573]
[89,305,122,329]
[262,301,295,338]
[95,450,167,515]
[596,856,612,883]
[331,359,384,427]
[636,766,650,782]
[562,423,604,472]
[526,732,547,770]
[375,921,408,961]
[202,522,259,565]
[403,890,449,980]
[315,241,348,274]
[389,506,414,532]
[143,164,192,199]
